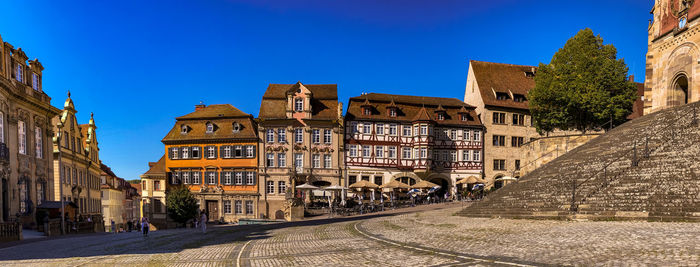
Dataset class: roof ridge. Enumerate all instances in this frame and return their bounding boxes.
[470,60,537,68]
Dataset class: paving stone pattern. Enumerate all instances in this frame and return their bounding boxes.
[460,101,700,221]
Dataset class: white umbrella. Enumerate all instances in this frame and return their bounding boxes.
[495,176,518,181]
[296,183,319,189]
[323,185,347,190]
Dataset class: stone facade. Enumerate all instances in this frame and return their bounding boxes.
[163,104,260,223]
[345,93,484,197]
[257,82,344,221]
[519,133,602,176]
[645,0,700,114]
[0,35,60,227]
[100,164,124,231]
[51,94,102,219]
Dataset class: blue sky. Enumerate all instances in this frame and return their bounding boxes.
[0,0,652,180]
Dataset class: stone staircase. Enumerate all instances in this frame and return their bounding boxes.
[458,102,700,221]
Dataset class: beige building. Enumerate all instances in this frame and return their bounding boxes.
[464,60,540,188]
[100,164,124,231]
[0,35,61,227]
[51,93,102,219]
[645,0,700,114]
[140,156,168,229]
[257,82,344,220]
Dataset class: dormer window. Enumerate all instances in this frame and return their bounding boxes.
[513,94,527,102]
[496,92,510,100]
[294,98,303,112]
[461,114,468,121]
[363,108,371,116]
[389,109,397,117]
[181,125,189,134]
[206,123,214,133]
[232,122,241,133]
[437,113,445,120]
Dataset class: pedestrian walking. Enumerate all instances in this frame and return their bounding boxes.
[110,220,116,233]
[201,212,207,234]
[141,217,150,237]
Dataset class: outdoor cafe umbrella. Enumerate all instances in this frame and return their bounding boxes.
[349,180,379,189]
[457,176,480,185]
[495,176,518,182]
[411,180,438,189]
[295,183,318,206]
[380,180,410,208]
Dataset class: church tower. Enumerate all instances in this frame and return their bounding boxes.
[645,0,700,114]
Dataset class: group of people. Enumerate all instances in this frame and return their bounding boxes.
[193,211,208,234]
[109,217,151,237]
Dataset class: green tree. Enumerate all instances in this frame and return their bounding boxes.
[166,186,199,226]
[529,28,638,134]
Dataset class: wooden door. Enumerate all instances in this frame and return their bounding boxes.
[207,201,219,222]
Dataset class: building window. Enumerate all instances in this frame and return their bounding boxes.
[235,200,242,214]
[461,114,468,121]
[278,129,287,143]
[389,108,397,117]
[15,64,23,82]
[420,148,427,158]
[420,125,428,135]
[232,122,241,133]
[312,154,320,168]
[224,172,232,185]
[389,124,397,135]
[515,160,521,170]
[235,172,243,185]
[223,146,231,158]
[171,147,179,159]
[450,151,457,162]
[350,122,358,134]
[493,135,506,146]
[492,112,506,124]
[362,123,371,134]
[463,130,471,140]
[450,130,456,140]
[35,127,42,159]
[278,153,286,167]
[493,159,506,170]
[363,107,371,115]
[19,180,28,214]
[312,129,320,144]
[246,172,255,185]
[246,145,254,158]
[278,181,286,194]
[266,129,275,143]
[206,123,214,133]
[323,129,332,144]
[192,147,200,158]
[31,73,38,90]
[224,200,232,214]
[155,180,161,191]
[513,114,525,126]
[295,98,304,112]
[403,125,412,137]
[348,175,357,185]
[207,146,216,158]
[234,145,243,157]
[437,113,445,120]
[324,154,332,168]
[182,147,190,159]
[362,145,370,158]
[266,181,275,194]
[376,124,384,135]
[375,146,384,158]
[511,136,524,147]
[0,111,4,143]
[402,147,411,159]
[462,150,470,161]
[18,120,26,155]
[207,172,217,185]
[294,153,303,170]
[349,145,357,157]
[473,131,481,142]
[183,172,191,184]
[245,200,253,215]
[295,128,303,143]
[36,182,44,206]
[193,172,201,184]
[388,146,396,158]
[473,150,481,161]
[267,153,275,167]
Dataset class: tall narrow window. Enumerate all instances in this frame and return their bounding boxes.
[312,154,320,168]
[37,182,44,206]
[403,125,412,137]
[223,146,232,158]
[35,127,42,159]
[246,146,254,158]
[388,146,396,158]
[295,128,303,143]
[18,120,26,155]
[32,73,39,91]
[0,111,4,143]
[312,129,320,144]
[224,172,232,185]
[235,172,243,185]
[182,147,189,159]
[16,64,23,82]
[362,145,370,158]
[324,154,332,168]
[266,129,275,143]
[266,153,275,167]
[207,146,216,158]
[349,145,357,157]
[193,172,201,184]
[224,200,232,214]
[207,172,216,185]
[375,146,384,158]
[266,181,275,194]
[235,145,243,157]
[183,172,191,184]
[245,200,254,215]
[246,172,255,185]
[376,124,384,135]
[277,153,286,167]
[462,150,470,161]
[278,181,286,194]
[402,147,411,159]
[323,129,332,144]
[235,200,242,214]
[473,131,481,142]
[278,129,286,143]
[206,123,214,133]
[295,98,303,112]
[473,150,481,162]
[389,109,397,117]
[294,153,303,170]
[389,124,397,135]
[19,180,27,213]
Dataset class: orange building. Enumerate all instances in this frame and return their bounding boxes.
[162,104,259,223]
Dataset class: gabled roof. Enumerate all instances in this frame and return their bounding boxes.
[163,104,257,143]
[345,93,482,126]
[262,83,338,100]
[259,82,340,120]
[470,60,536,110]
[176,104,250,120]
[143,155,166,176]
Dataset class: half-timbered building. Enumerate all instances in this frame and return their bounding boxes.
[345,93,484,197]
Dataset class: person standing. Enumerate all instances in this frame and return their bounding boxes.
[201,212,207,234]
[141,217,149,237]
[110,220,116,233]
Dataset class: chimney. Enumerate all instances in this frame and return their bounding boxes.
[629,75,635,82]
[195,101,206,111]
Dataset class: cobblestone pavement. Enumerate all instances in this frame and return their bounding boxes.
[0,203,697,266]
[361,206,700,266]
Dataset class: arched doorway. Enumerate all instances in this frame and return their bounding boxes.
[671,74,689,107]
[493,175,504,189]
[428,177,449,198]
[395,177,416,186]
